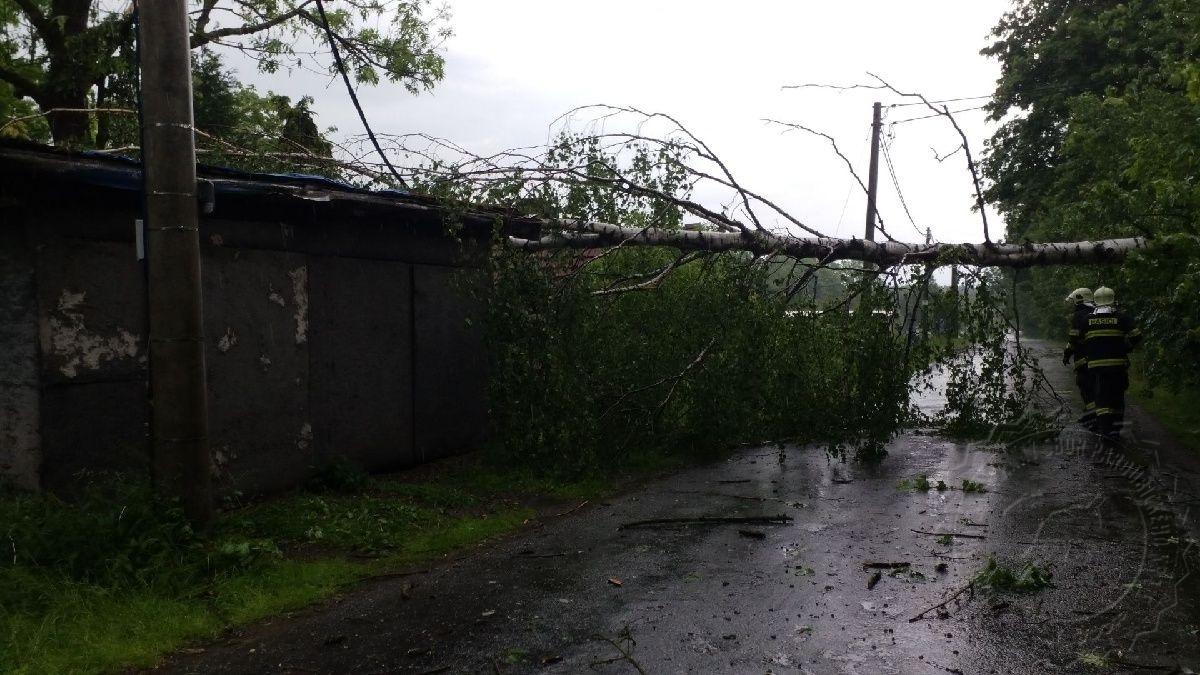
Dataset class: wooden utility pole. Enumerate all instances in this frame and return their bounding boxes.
[138,0,213,525]
[863,102,883,243]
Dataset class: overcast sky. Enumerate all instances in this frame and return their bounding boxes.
[233,0,1013,244]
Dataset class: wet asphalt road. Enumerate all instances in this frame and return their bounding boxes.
[160,341,1200,674]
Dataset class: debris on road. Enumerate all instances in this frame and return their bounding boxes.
[911,529,987,540]
[618,514,793,529]
[863,561,911,570]
[909,582,976,623]
[867,571,882,589]
[738,529,766,539]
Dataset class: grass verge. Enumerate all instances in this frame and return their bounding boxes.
[1129,373,1200,453]
[0,455,648,674]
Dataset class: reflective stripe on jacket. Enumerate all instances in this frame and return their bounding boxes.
[1081,306,1141,368]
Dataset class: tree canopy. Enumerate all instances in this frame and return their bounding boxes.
[982,0,1200,389]
[0,0,450,163]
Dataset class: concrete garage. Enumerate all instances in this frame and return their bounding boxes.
[0,142,504,494]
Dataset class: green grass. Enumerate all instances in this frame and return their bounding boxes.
[1130,373,1200,453]
[0,457,620,675]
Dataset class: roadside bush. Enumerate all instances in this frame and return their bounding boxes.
[0,474,278,612]
[0,474,199,588]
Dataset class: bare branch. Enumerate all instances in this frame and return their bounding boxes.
[191,2,314,48]
[763,118,898,241]
[781,82,887,92]
[868,73,992,243]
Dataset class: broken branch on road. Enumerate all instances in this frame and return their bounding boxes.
[911,529,987,540]
[909,581,976,622]
[618,515,794,529]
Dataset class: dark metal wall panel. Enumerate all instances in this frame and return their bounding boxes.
[0,221,41,489]
[39,380,149,491]
[202,245,312,494]
[413,265,487,462]
[31,237,149,491]
[34,239,147,385]
[308,255,415,471]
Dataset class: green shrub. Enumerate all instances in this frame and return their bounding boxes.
[0,473,200,589]
[0,473,279,613]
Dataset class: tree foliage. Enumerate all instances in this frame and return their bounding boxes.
[0,0,449,154]
[418,134,1026,474]
[983,0,1200,389]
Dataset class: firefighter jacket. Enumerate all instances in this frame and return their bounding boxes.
[1064,301,1094,369]
[1078,305,1142,369]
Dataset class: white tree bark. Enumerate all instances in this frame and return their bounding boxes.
[509,220,1150,268]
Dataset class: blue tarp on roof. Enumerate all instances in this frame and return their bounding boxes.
[1,139,412,200]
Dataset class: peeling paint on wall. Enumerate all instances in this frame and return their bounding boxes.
[267,286,287,307]
[46,289,141,378]
[216,326,239,353]
[297,422,313,451]
[289,266,308,345]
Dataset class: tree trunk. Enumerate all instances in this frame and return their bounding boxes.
[509,219,1153,269]
[41,90,92,147]
[39,0,98,146]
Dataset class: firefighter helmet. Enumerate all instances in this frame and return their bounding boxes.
[1065,287,1093,305]
[1093,286,1115,306]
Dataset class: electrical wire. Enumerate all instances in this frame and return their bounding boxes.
[889,94,992,108]
[880,134,924,240]
[312,0,408,189]
[889,105,990,126]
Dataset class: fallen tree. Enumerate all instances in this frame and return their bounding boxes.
[507,219,1149,269]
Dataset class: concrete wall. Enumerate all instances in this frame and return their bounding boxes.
[0,176,489,495]
[0,224,41,489]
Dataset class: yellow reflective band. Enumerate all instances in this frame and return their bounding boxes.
[1088,358,1128,368]
[1068,329,1080,336]
[1085,329,1126,340]
[1085,402,1097,410]
[1073,359,1088,370]
[1128,328,1142,336]
[1094,407,1116,416]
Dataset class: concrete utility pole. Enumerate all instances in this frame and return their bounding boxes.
[949,264,961,337]
[137,0,213,525]
[863,102,883,243]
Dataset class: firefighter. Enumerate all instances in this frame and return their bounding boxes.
[1062,287,1096,426]
[1080,286,1142,444]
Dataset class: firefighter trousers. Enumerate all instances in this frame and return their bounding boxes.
[1091,367,1129,443]
[1075,365,1095,424]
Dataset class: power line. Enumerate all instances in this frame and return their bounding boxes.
[889,94,992,108]
[890,105,990,126]
[312,0,408,189]
[881,134,924,239]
